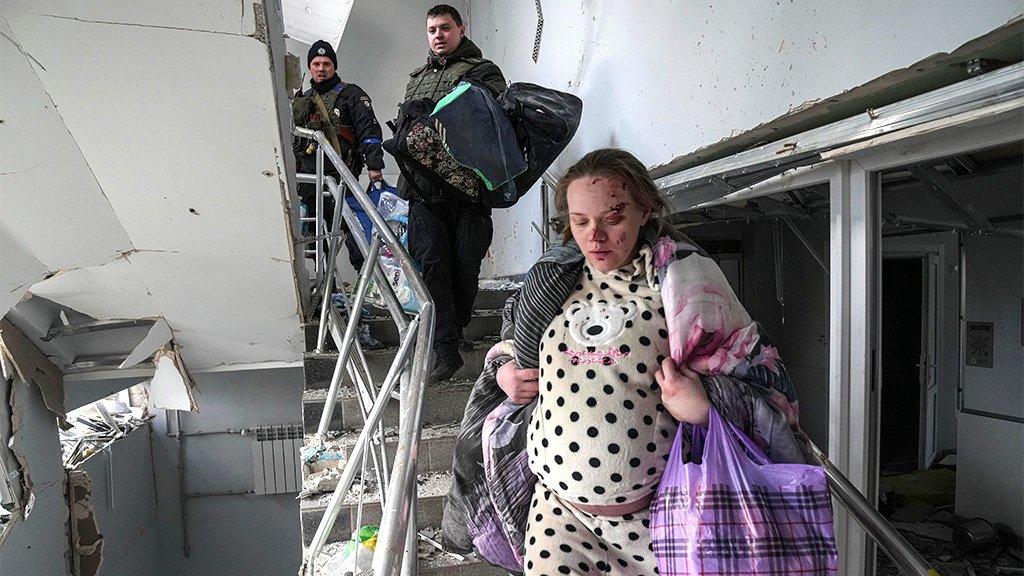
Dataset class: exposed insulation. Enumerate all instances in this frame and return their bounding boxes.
[68,469,103,576]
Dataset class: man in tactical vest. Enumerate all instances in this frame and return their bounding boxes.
[293,40,385,272]
[401,4,507,382]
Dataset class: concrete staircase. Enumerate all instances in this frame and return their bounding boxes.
[298,288,513,575]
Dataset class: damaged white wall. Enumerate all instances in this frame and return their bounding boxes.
[956,233,1023,531]
[0,0,305,370]
[0,378,70,576]
[468,0,1022,277]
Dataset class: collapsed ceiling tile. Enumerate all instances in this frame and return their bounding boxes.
[149,347,197,412]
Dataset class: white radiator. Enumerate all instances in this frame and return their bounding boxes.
[251,425,303,495]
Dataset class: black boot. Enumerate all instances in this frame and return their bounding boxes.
[429,348,463,383]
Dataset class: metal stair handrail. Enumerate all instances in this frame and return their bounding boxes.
[294,126,435,576]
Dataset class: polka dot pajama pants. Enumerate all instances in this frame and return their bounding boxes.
[524,484,659,576]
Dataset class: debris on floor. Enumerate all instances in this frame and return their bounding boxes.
[310,525,472,576]
[875,501,1023,576]
[875,461,1022,576]
[313,524,379,576]
[879,468,956,509]
[478,278,522,291]
[891,500,937,523]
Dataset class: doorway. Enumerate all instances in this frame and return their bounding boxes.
[872,141,1022,576]
[879,256,937,474]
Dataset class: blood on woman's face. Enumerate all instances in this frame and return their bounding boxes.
[567,176,650,273]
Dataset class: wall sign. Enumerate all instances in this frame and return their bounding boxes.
[965,321,994,368]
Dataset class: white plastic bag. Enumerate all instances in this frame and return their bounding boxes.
[368,191,420,313]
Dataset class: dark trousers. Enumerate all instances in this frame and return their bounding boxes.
[408,199,493,352]
[299,182,364,271]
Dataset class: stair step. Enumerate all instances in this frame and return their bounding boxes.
[303,282,517,353]
[366,309,502,347]
[473,282,519,310]
[418,552,508,576]
[302,381,474,433]
[305,309,503,351]
[300,471,453,547]
[310,528,506,576]
[303,342,492,392]
[301,424,459,493]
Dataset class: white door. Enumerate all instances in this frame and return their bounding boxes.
[919,255,939,469]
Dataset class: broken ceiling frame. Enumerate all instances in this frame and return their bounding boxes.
[58,316,173,374]
[61,386,150,470]
[41,318,156,342]
[907,164,996,232]
[883,213,1024,239]
[655,62,1024,214]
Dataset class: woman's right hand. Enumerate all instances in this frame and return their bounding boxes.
[655,358,711,426]
[497,361,540,405]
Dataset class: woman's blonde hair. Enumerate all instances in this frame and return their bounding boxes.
[553,148,668,241]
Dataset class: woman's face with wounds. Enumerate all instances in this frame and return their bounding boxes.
[567,176,650,273]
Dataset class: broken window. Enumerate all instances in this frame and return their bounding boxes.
[61,383,149,469]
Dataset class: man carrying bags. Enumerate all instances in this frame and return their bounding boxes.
[399,5,507,382]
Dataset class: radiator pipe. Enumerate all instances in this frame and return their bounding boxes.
[174,410,191,558]
[185,490,256,499]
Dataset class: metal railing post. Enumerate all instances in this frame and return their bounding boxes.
[315,182,346,351]
[303,336,410,560]
[401,472,419,576]
[315,236,382,439]
[314,146,325,288]
[373,305,434,575]
[294,127,435,575]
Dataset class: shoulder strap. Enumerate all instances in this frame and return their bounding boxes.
[311,92,343,154]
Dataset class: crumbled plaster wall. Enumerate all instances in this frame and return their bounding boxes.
[67,470,102,576]
[0,377,70,576]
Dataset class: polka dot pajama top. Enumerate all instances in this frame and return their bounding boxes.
[525,246,675,575]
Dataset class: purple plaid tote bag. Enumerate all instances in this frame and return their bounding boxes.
[650,409,838,575]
